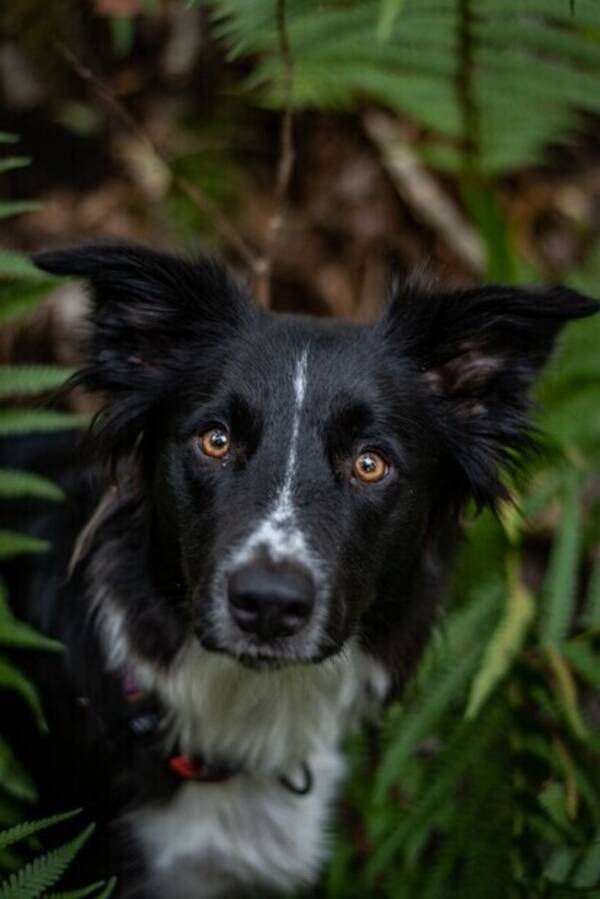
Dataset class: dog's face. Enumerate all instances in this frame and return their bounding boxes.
[155,314,441,666]
[34,244,598,673]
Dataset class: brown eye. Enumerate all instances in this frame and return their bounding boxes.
[200,428,230,459]
[352,451,388,484]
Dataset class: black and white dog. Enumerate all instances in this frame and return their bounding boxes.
[2,242,597,897]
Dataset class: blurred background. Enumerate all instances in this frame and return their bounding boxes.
[1,2,599,897]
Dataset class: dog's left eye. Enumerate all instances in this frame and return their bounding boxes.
[352,451,389,484]
[199,428,230,459]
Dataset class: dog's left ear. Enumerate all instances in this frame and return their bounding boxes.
[33,241,251,463]
[382,282,599,507]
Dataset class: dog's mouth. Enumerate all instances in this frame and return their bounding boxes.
[197,632,334,671]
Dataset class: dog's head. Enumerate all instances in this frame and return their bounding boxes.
[34,243,598,674]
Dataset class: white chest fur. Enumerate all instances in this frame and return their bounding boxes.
[98,604,388,898]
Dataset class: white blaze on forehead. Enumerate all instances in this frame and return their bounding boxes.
[229,348,311,566]
[279,347,309,510]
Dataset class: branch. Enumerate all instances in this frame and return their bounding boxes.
[57,2,297,309]
[254,0,296,307]
[55,40,258,273]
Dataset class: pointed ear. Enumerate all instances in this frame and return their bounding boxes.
[33,241,251,460]
[381,282,599,507]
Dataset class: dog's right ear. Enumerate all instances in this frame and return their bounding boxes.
[33,241,251,460]
[33,241,249,393]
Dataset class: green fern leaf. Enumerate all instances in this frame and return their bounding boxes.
[0,283,59,327]
[540,469,583,646]
[0,252,56,283]
[0,203,40,222]
[90,879,116,899]
[0,470,64,503]
[0,824,94,899]
[0,615,62,653]
[0,159,31,175]
[0,368,73,398]
[562,641,600,689]
[0,736,37,804]
[0,532,49,561]
[44,881,109,899]
[0,813,80,853]
[0,365,73,397]
[0,656,46,730]
[373,582,502,804]
[0,412,87,438]
[466,561,535,719]
[377,0,407,41]
[581,555,600,630]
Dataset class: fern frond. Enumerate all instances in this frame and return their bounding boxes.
[0,532,49,561]
[540,469,583,646]
[0,368,73,399]
[45,880,111,899]
[0,823,94,899]
[0,736,37,804]
[581,555,600,630]
[373,581,502,803]
[0,614,62,653]
[0,813,80,853]
[466,559,535,718]
[0,253,54,283]
[89,879,116,899]
[0,470,64,503]
[208,0,600,174]
[0,656,46,731]
[0,203,40,222]
[0,283,58,327]
[0,160,31,176]
[0,412,87,438]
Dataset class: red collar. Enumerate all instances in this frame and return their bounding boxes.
[123,669,240,783]
[121,668,312,794]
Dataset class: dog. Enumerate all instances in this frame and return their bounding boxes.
[1,241,597,898]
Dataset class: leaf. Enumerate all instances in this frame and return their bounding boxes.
[0,532,49,560]
[0,202,40,222]
[0,735,37,803]
[0,282,58,326]
[562,641,600,689]
[540,468,583,646]
[90,879,117,899]
[44,882,107,899]
[373,581,501,804]
[377,0,406,41]
[0,823,95,899]
[545,646,589,741]
[0,616,62,653]
[0,655,46,730]
[0,159,31,175]
[466,557,535,718]
[0,470,64,503]
[0,412,87,437]
[0,252,56,283]
[0,368,73,398]
[0,812,80,852]
[581,555,600,630]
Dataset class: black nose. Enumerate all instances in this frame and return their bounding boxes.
[228,563,315,642]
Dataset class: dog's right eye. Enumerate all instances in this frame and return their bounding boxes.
[199,428,230,459]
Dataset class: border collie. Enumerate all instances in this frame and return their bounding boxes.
[2,242,597,898]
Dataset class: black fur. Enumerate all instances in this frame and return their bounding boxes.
[2,241,597,895]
